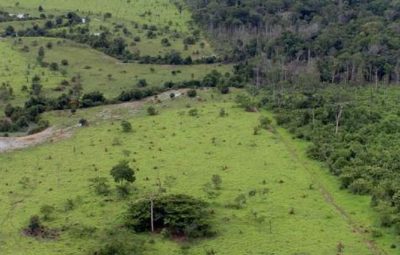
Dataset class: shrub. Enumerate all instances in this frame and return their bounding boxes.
[219,108,227,117]
[187,89,197,98]
[81,91,106,107]
[226,194,247,209]
[126,194,214,239]
[211,175,222,190]
[90,234,143,255]
[136,79,148,88]
[235,94,258,112]
[348,178,371,195]
[188,108,199,117]
[79,119,88,127]
[219,86,230,94]
[23,215,58,239]
[259,116,272,129]
[89,177,111,196]
[49,62,59,71]
[110,160,135,184]
[147,106,158,116]
[121,120,133,132]
[40,205,55,221]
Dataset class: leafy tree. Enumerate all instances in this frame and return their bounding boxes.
[147,106,158,116]
[126,194,214,238]
[121,120,133,133]
[110,160,135,184]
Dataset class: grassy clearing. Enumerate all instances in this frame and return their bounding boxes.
[0,0,214,58]
[0,91,390,255]
[1,0,190,30]
[0,37,230,113]
[0,40,64,110]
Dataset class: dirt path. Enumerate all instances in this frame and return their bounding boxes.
[273,126,387,255]
[0,89,188,153]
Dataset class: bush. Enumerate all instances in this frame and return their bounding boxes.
[81,91,106,107]
[219,108,227,117]
[110,160,135,184]
[126,194,214,239]
[219,86,230,94]
[259,116,272,129]
[79,119,89,127]
[49,62,59,71]
[23,215,58,238]
[211,175,222,190]
[40,205,55,221]
[89,177,111,196]
[136,79,148,88]
[147,106,158,116]
[90,235,143,255]
[188,108,199,117]
[187,89,197,98]
[121,120,133,132]
[235,94,257,112]
[348,178,371,195]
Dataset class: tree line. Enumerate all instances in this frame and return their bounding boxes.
[185,0,400,85]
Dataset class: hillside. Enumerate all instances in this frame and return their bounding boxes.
[1,1,400,255]
[186,0,400,84]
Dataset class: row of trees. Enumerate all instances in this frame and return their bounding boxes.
[243,85,400,235]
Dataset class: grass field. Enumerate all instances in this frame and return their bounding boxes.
[1,1,400,254]
[1,0,191,30]
[0,0,214,58]
[0,90,398,255]
[11,37,229,96]
[0,37,230,117]
[0,39,65,109]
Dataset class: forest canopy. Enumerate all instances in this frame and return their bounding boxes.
[186,0,400,84]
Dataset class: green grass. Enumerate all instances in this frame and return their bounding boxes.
[0,40,64,110]
[1,0,191,31]
[0,0,214,58]
[0,91,395,255]
[0,0,223,121]
[0,37,230,114]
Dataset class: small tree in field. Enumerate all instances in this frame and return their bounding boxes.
[147,106,158,116]
[121,120,132,132]
[187,89,197,98]
[110,160,135,185]
[111,160,135,198]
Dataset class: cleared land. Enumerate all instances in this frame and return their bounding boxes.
[0,90,396,255]
[0,1,399,255]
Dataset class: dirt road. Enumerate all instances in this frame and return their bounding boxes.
[0,89,188,153]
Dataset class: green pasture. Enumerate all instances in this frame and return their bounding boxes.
[0,91,396,255]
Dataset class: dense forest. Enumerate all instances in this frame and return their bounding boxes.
[186,0,400,85]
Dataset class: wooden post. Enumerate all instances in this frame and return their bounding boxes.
[150,196,154,232]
